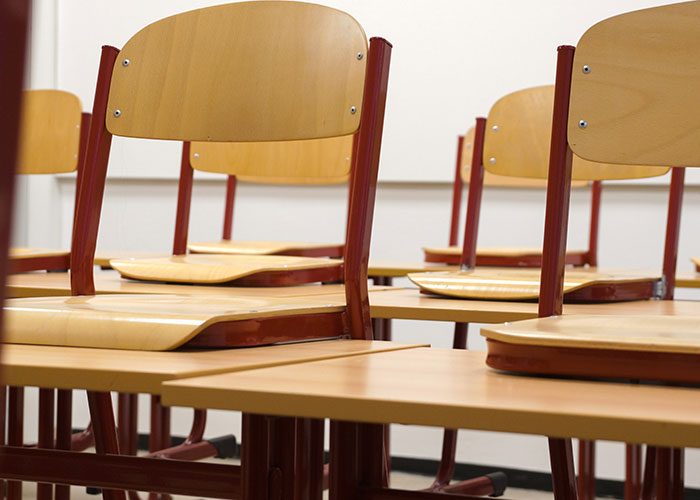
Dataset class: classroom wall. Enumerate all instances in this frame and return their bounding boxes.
[16,0,700,486]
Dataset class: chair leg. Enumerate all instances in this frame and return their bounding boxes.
[148,396,172,500]
[625,444,642,500]
[37,389,55,500]
[86,391,126,500]
[655,447,684,500]
[549,437,578,500]
[577,439,595,500]
[641,446,656,500]
[7,386,24,500]
[55,390,72,500]
[294,418,324,500]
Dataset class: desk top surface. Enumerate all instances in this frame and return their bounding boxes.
[6,271,353,298]
[0,340,423,394]
[162,348,700,448]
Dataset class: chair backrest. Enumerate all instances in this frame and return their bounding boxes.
[71,2,391,341]
[540,1,696,317]
[190,136,353,184]
[17,90,83,175]
[482,86,670,180]
[0,0,31,347]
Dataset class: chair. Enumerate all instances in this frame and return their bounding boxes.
[2,2,391,498]
[481,2,700,498]
[424,123,601,267]
[8,90,90,273]
[181,136,353,258]
[409,85,671,303]
[107,116,358,286]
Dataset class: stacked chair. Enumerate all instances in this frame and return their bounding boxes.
[9,90,90,273]
[183,137,353,258]
[425,121,603,268]
[1,2,393,499]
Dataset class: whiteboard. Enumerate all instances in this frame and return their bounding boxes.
[54,0,684,183]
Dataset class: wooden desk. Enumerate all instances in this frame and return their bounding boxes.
[367,261,455,278]
[162,348,700,449]
[5,271,363,299]
[367,288,700,323]
[1,340,424,394]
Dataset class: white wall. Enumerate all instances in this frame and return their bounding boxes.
[16,0,700,488]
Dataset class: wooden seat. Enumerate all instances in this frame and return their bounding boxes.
[409,268,661,302]
[8,90,89,273]
[4,294,347,350]
[413,85,671,302]
[110,254,343,286]
[482,315,700,384]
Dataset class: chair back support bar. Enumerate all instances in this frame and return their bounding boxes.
[71,45,119,296]
[460,118,486,270]
[105,2,367,143]
[448,135,465,246]
[483,86,670,180]
[17,90,83,175]
[222,176,237,240]
[539,46,576,318]
[344,37,392,340]
[189,136,353,184]
[568,2,700,167]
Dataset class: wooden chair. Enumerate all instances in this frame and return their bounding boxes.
[1,2,391,499]
[410,85,671,303]
[8,90,90,273]
[425,123,600,267]
[107,127,358,286]
[181,136,353,258]
[480,3,700,498]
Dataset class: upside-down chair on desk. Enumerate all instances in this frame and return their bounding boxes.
[8,89,90,273]
[408,83,673,497]
[1,2,393,498]
[425,118,600,268]
[107,138,359,285]
[182,136,354,258]
[479,3,700,499]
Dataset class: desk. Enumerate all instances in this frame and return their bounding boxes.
[367,261,455,278]
[163,348,700,448]
[675,271,700,289]
[5,270,360,298]
[367,287,700,323]
[2,340,423,394]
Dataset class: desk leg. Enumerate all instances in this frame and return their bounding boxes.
[0,386,6,498]
[86,391,126,500]
[577,440,595,500]
[625,444,642,500]
[641,446,656,500]
[7,386,24,500]
[38,389,55,500]
[655,447,684,500]
[549,437,578,500]
[295,418,324,500]
[329,420,384,500]
[55,390,72,500]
